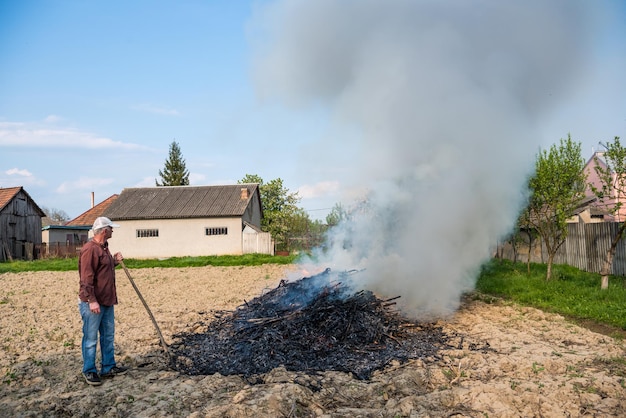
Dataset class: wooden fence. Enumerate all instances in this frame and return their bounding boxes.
[242,232,274,255]
[38,242,82,259]
[499,222,626,276]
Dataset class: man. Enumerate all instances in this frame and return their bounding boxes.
[78,216,128,386]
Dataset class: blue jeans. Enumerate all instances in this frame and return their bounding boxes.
[79,301,116,374]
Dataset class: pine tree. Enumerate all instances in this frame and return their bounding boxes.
[156,141,190,186]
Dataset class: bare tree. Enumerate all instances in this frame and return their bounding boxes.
[40,206,70,226]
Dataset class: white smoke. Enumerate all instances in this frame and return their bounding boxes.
[251,0,596,317]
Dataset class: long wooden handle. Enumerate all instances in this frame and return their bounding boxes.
[120,260,170,358]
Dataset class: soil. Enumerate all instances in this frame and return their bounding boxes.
[0,265,625,417]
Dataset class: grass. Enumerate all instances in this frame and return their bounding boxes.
[1,255,625,332]
[0,253,299,274]
[477,259,626,331]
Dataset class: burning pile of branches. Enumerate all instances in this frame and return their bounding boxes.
[170,268,455,380]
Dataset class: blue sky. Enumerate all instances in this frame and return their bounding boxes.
[0,0,334,220]
[0,0,625,223]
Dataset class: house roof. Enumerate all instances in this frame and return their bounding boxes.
[65,194,119,227]
[570,195,600,216]
[103,184,260,220]
[0,186,45,216]
[585,151,608,167]
[243,220,263,233]
[42,225,91,231]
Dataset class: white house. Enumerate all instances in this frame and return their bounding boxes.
[102,184,273,259]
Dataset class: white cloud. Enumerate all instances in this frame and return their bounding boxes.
[131,103,180,116]
[56,177,114,193]
[194,161,216,169]
[135,177,157,187]
[0,167,45,187]
[0,120,147,150]
[44,115,62,123]
[5,168,33,177]
[189,173,207,184]
[298,181,340,199]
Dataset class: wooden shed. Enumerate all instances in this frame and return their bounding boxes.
[0,186,46,261]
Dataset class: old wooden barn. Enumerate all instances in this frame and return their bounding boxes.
[0,186,46,261]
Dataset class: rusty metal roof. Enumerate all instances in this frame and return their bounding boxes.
[103,184,260,220]
[0,187,21,211]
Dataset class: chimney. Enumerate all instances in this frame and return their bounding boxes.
[240,188,249,200]
[91,192,95,208]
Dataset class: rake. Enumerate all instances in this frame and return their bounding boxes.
[119,260,170,360]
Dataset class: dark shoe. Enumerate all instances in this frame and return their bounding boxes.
[101,366,128,378]
[83,372,102,386]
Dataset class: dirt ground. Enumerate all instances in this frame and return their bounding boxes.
[0,264,625,417]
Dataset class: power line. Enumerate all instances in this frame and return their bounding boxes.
[305,207,333,212]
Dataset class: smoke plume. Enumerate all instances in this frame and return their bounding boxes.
[251,0,595,317]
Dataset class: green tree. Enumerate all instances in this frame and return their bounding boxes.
[507,191,541,275]
[156,141,190,186]
[306,218,328,250]
[527,135,587,280]
[590,136,624,289]
[239,174,302,251]
[326,203,348,227]
[286,207,316,251]
[517,203,539,275]
[240,174,263,186]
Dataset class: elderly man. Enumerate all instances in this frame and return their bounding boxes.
[78,216,128,386]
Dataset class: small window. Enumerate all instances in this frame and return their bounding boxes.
[137,229,159,238]
[205,227,228,236]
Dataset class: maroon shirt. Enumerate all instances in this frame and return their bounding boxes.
[78,239,118,306]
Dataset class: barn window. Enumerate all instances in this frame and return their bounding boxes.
[136,229,159,238]
[205,227,228,236]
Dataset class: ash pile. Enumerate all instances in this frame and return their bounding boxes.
[169,268,456,380]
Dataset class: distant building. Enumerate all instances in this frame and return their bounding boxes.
[566,196,607,224]
[65,193,119,228]
[583,151,626,222]
[0,186,45,261]
[38,194,119,258]
[102,184,273,258]
[42,225,89,246]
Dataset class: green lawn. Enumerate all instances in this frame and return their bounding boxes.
[0,253,298,273]
[476,259,626,332]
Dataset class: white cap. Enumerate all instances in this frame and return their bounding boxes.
[92,217,120,230]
